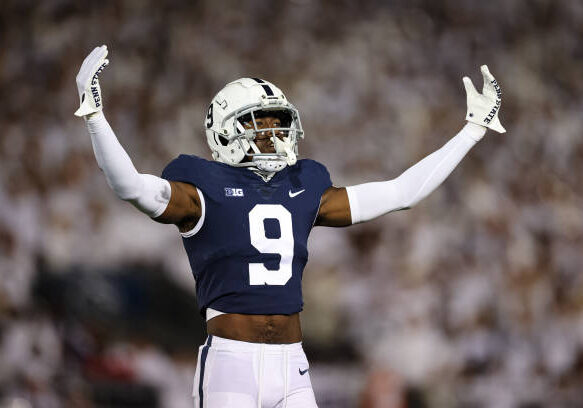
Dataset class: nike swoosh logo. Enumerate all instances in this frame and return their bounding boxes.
[299,368,309,375]
[289,189,305,198]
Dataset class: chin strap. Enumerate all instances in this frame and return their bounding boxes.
[248,159,282,182]
[253,158,287,172]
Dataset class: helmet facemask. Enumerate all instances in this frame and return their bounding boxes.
[226,105,303,172]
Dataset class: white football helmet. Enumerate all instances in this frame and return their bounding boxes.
[205,78,304,172]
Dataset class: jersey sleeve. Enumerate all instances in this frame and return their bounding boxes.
[161,154,226,202]
[305,159,333,197]
[161,154,197,184]
[161,154,218,189]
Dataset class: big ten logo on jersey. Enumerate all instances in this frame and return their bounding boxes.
[225,187,244,197]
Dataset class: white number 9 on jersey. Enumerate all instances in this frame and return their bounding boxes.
[248,204,294,285]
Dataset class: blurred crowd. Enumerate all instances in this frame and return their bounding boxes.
[1,0,583,407]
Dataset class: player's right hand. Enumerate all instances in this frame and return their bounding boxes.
[463,65,506,133]
[74,45,109,117]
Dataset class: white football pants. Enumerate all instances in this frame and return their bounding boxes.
[193,335,318,408]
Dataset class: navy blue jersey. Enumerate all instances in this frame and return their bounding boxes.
[161,155,332,316]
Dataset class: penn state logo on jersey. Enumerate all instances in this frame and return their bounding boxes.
[161,155,332,316]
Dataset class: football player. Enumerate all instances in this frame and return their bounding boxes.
[74,45,505,408]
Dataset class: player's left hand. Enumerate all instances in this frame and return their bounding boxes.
[74,45,109,117]
[463,65,506,133]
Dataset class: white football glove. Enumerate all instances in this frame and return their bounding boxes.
[463,65,506,133]
[74,45,109,117]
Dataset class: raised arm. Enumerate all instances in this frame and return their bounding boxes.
[74,45,201,232]
[316,65,505,227]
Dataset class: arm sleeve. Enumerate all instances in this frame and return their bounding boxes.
[345,123,486,224]
[85,112,171,218]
